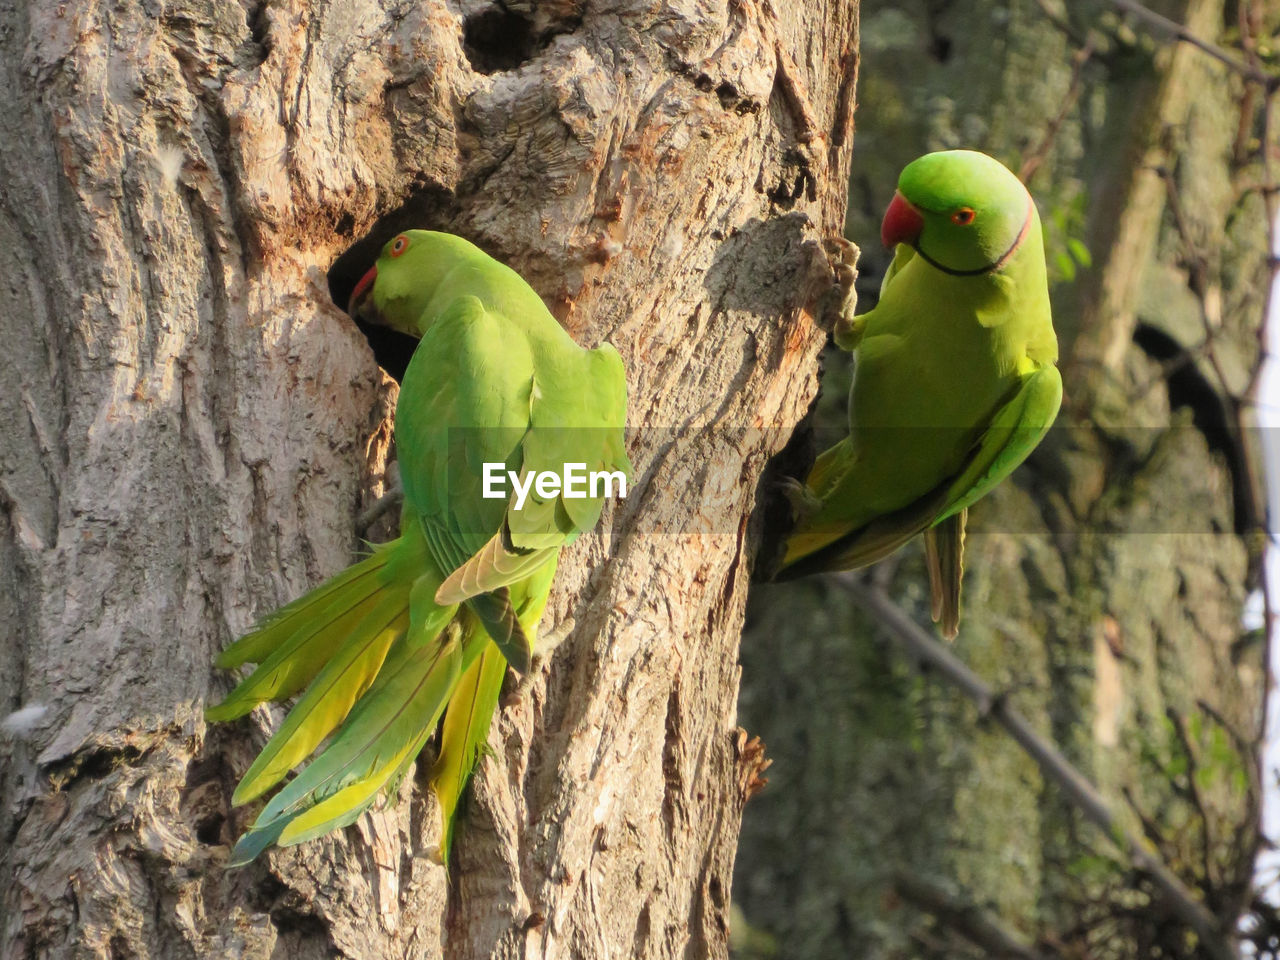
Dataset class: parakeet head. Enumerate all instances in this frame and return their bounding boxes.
[880,150,1035,276]
[348,230,477,337]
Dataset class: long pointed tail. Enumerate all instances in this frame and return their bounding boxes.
[224,572,463,865]
[210,533,558,865]
[923,508,966,640]
[430,617,507,862]
[427,557,559,860]
[208,533,428,723]
[207,535,431,804]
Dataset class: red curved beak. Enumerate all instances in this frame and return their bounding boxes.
[347,264,377,316]
[881,191,924,248]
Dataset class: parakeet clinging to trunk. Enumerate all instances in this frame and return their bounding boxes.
[206,231,630,865]
[780,150,1061,638]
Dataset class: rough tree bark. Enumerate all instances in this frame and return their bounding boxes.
[0,1,858,957]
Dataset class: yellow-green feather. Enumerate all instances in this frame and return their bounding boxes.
[230,594,410,806]
[213,548,390,671]
[430,624,508,861]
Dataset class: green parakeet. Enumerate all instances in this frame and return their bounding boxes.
[781,150,1061,637]
[206,231,630,864]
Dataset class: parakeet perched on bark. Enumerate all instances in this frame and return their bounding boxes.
[207,231,630,865]
[781,150,1061,638]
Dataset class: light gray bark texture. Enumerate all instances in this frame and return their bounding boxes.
[0,1,858,957]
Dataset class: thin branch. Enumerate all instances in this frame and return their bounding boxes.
[1235,1,1279,849]
[892,870,1057,960]
[1197,697,1259,759]
[1154,164,1234,397]
[1240,81,1280,918]
[1128,314,1235,404]
[1234,0,1261,163]
[1192,694,1265,897]
[843,575,1238,960]
[1120,784,1170,853]
[1109,0,1277,89]
[1020,38,1096,186]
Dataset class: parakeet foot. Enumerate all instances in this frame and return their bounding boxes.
[822,236,860,349]
[776,476,823,523]
[356,472,403,536]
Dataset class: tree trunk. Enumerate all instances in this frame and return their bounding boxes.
[0,1,858,957]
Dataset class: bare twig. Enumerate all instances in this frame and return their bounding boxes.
[1121,784,1170,852]
[1109,0,1277,88]
[892,870,1057,960]
[1154,165,1234,397]
[1021,38,1096,186]
[1234,0,1262,164]
[1235,13,1279,891]
[1111,11,1280,906]
[1129,328,1234,404]
[843,576,1237,960]
[1197,697,1258,760]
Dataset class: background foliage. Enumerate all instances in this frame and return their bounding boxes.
[733,1,1278,956]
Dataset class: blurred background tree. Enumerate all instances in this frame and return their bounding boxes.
[734,1,1279,957]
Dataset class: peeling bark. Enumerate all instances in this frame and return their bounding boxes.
[0,1,859,957]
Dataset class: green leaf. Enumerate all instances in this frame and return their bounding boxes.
[1054,251,1077,282]
[1067,237,1092,268]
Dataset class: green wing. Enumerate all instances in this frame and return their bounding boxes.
[395,295,629,670]
[429,346,629,604]
[395,296,531,569]
[782,363,1061,578]
[392,295,537,670]
[935,362,1061,519]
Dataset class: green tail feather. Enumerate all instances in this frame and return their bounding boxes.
[207,534,430,721]
[214,547,389,671]
[431,623,508,861]
[230,594,411,805]
[206,566,394,724]
[225,813,288,868]
[229,608,463,863]
[211,526,561,866]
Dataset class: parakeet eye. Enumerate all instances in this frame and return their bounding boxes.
[390,235,409,257]
[951,207,976,226]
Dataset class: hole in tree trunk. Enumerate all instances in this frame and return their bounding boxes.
[1133,322,1250,534]
[327,188,458,384]
[463,7,538,74]
[328,237,420,383]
